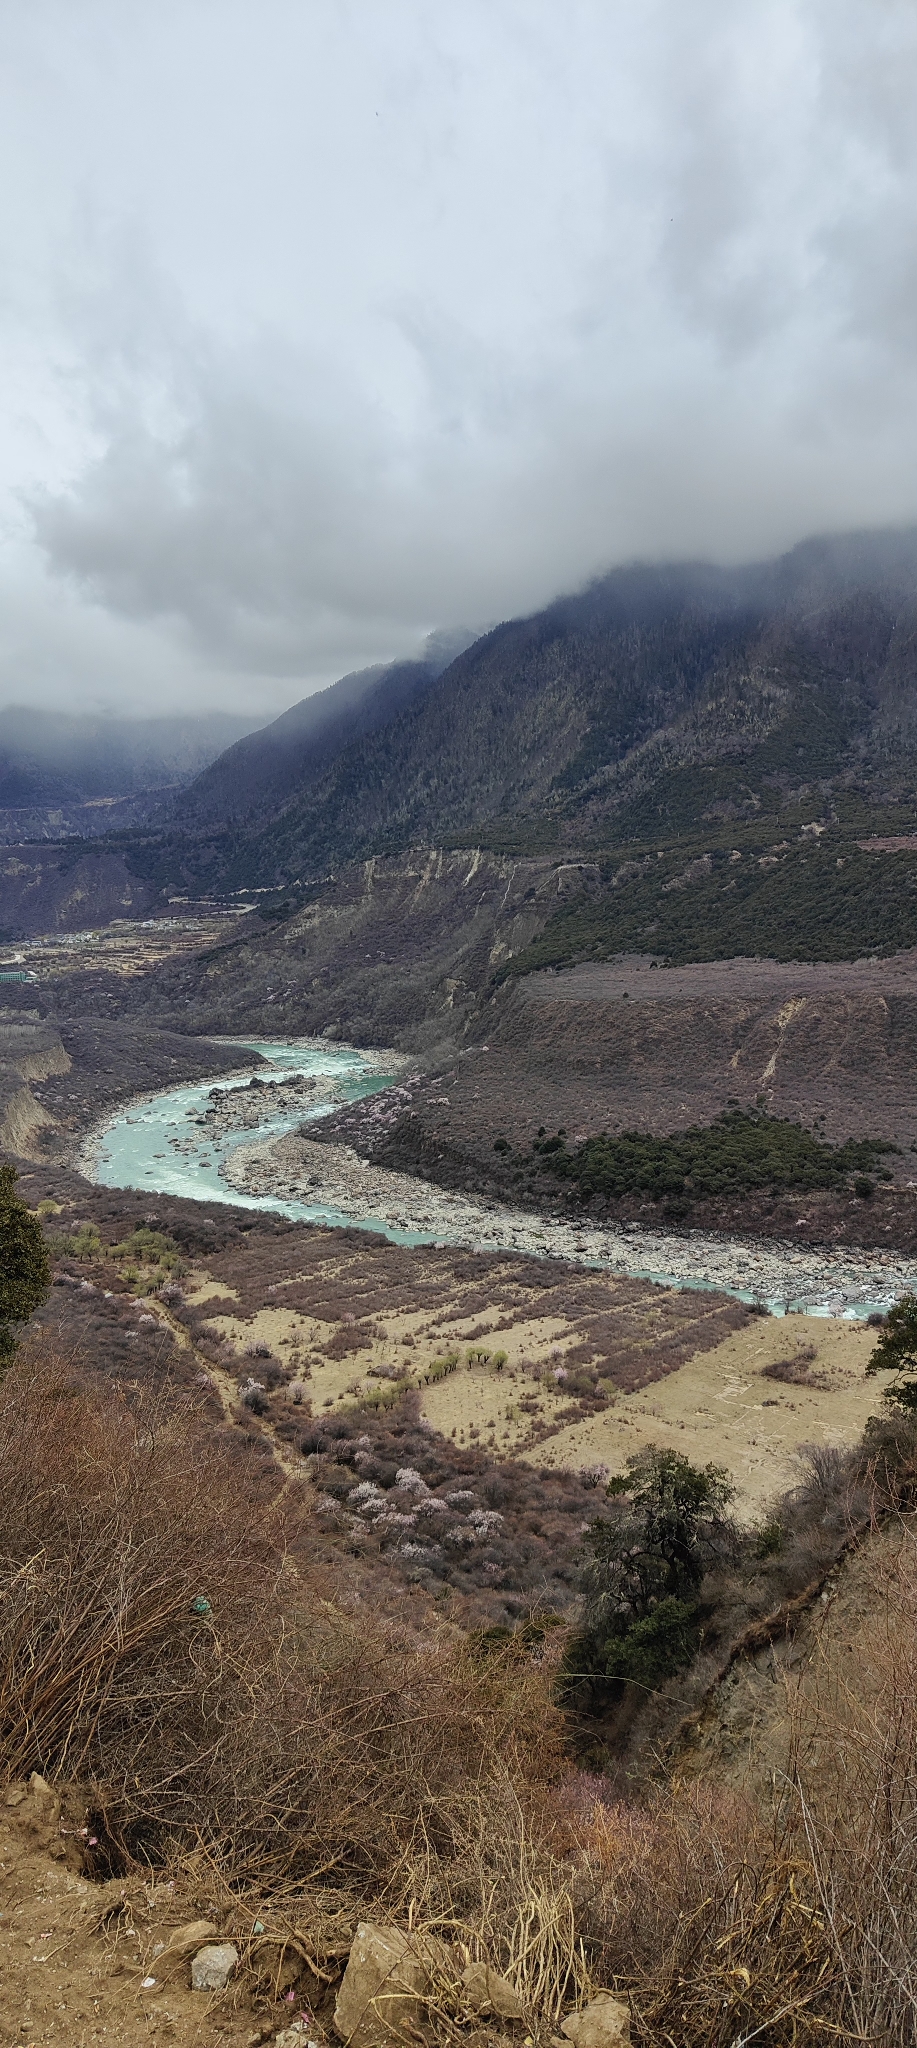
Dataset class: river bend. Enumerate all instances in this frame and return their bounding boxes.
[81,1036,917,1319]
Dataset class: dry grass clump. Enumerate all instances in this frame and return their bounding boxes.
[553,1513,917,2046]
[775,1523,917,2047]
[561,1782,841,2044]
[0,1340,564,1900]
[761,1342,828,1388]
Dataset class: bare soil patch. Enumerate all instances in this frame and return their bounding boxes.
[0,1779,257,2048]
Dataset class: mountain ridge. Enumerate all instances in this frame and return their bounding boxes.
[133,525,917,899]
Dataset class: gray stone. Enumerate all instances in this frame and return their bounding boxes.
[334,1921,450,2048]
[154,1919,218,1978]
[191,1941,239,1992]
[460,1959,525,2019]
[561,1992,631,2048]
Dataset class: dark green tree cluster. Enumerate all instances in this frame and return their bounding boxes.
[534,1110,895,1206]
[0,1163,51,1366]
[501,839,917,979]
[565,1448,736,1702]
[867,1294,917,1411]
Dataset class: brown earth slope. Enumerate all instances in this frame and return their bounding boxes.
[317,955,917,1247]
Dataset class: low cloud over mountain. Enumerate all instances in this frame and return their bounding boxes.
[0,2,913,717]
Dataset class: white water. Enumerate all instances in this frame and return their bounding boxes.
[82,1036,917,1319]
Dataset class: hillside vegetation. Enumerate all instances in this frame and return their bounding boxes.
[530,1109,897,1208]
[112,527,917,912]
[6,1276,917,2040]
[503,831,917,974]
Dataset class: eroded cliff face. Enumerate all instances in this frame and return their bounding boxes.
[0,1016,70,1157]
[493,959,917,1117]
[1,846,156,935]
[88,847,597,1047]
[674,1514,917,1800]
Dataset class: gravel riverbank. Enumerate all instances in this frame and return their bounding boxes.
[220,1128,917,1314]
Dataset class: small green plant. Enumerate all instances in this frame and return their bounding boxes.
[754,1517,785,1559]
[111,1228,185,1273]
[422,1351,459,1384]
[46,1221,104,1261]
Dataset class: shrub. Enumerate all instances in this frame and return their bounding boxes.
[867,1291,917,1410]
[601,1595,702,1688]
[0,1340,564,1893]
[535,1110,897,1207]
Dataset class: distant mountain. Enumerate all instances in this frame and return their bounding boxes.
[0,706,262,837]
[152,525,917,893]
[171,629,477,830]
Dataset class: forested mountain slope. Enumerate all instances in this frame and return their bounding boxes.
[171,629,475,830]
[147,526,917,895]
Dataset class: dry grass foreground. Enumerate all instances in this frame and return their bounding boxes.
[5,1339,917,2043]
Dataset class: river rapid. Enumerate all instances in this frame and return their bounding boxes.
[81,1035,917,1319]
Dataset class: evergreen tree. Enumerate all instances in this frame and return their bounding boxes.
[866,1293,917,1411]
[566,1447,735,1700]
[0,1163,51,1365]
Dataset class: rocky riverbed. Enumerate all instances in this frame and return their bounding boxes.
[220,1127,917,1314]
[199,1070,357,1133]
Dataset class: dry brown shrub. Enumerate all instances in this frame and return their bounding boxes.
[561,1782,840,2046]
[776,1520,917,2047]
[0,1339,563,1900]
[762,1343,827,1388]
[549,1519,917,2045]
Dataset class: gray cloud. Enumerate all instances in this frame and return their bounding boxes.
[1,0,915,715]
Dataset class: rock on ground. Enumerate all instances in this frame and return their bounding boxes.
[191,1941,239,1991]
[333,1922,450,2048]
[460,1958,525,2018]
[561,1991,631,2048]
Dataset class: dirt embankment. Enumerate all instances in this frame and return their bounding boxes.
[674,1510,917,1796]
[315,957,917,1251]
[0,1776,257,2047]
[42,847,595,1045]
[0,1016,261,1166]
[0,1012,71,1156]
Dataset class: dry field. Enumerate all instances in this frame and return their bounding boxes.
[1,906,253,979]
[168,1229,882,1513]
[17,1156,892,1522]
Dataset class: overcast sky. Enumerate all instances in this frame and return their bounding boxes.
[1,0,915,719]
